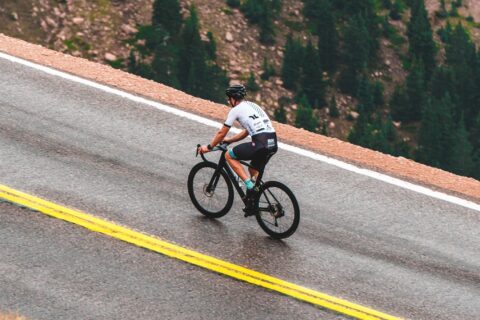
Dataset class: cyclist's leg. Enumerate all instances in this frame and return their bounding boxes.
[225,150,248,181]
[226,142,255,181]
[251,140,278,180]
[250,132,278,181]
[229,143,259,215]
[250,150,269,182]
[248,166,259,181]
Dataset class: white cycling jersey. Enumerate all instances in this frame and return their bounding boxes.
[224,101,275,136]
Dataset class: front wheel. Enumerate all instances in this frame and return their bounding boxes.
[255,181,300,239]
[188,162,234,218]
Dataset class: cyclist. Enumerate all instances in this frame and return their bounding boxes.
[198,84,278,214]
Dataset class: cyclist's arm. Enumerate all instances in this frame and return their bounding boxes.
[209,125,230,147]
[224,129,248,143]
[199,125,230,154]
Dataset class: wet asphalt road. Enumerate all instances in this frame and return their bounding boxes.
[0,202,341,320]
[0,58,479,320]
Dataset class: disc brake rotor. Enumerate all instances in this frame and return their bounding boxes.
[270,203,284,218]
[203,184,214,197]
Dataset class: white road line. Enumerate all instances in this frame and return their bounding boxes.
[1,51,479,212]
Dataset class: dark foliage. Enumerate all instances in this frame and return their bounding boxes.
[315,0,338,73]
[329,96,339,118]
[299,41,326,108]
[241,0,281,44]
[128,5,228,103]
[340,14,371,95]
[152,0,182,36]
[295,95,318,132]
[407,0,436,79]
[281,35,304,90]
[246,72,260,92]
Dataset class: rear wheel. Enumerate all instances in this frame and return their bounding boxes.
[255,181,300,239]
[188,162,234,218]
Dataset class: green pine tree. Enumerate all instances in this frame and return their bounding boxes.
[345,0,380,58]
[300,41,326,108]
[261,57,275,80]
[390,84,409,122]
[281,35,303,90]
[445,24,478,126]
[295,95,318,132]
[320,120,329,136]
[274,104,287,123]
[369,116,392,154]
[303,0,323,26]
[416,94,456,169]
[329,96,339,118]
[152,0,183,36]
[128,1,227,102]
[241,0,279,44]
[178,6,207,95]
[246,71,259,92]
[382,0,392,10]
[340,14,371,95]
[316,0,338,73]
[450,115,475,176]
[383,115,397,142]
[135,62,156,80]
[437,21,453,43]
[430,66,455,100]
[349,113,403,155]
[226,0,241,8]
[259,8,276,44]
[473,112,480,151]
[450,2,459,17]
[206,31,217,60]
[445,24,476,67]
[128,50,137,74]
[203,64,229,103]
[271,0,282,12]
[348,111,371,147]
[473,151,480,180]
[133,25,163,54]
[435,0,448,19]
[177,6,227,102]
[356,75,375,115]
[373,80,385,107]
[405,59,427,122]
[241,0,263,23]
[151,28,180,88]
[407,0,436,79]
[389,0,404,20]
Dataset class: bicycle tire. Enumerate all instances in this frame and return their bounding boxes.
[255,181,300,239]
[188,161,234,218]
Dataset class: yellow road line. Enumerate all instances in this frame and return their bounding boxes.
[0,184,402,320]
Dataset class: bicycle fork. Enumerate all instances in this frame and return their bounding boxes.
[206,154,228,194]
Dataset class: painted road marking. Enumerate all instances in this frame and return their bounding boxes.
[0,184,402,320]
[0,52,478,212]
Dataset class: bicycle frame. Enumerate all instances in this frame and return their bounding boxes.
[192,144,299,238]
[197,144,266,202]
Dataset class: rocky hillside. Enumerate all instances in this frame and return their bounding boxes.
[1,0,480,141]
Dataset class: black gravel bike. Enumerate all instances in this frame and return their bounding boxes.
[188,143,300,239]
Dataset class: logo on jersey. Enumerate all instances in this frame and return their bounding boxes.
[249,114,259,120]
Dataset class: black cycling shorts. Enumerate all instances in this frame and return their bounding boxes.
[230,132,278,172]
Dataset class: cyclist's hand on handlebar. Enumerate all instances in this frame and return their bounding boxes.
[198,145,210,154]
